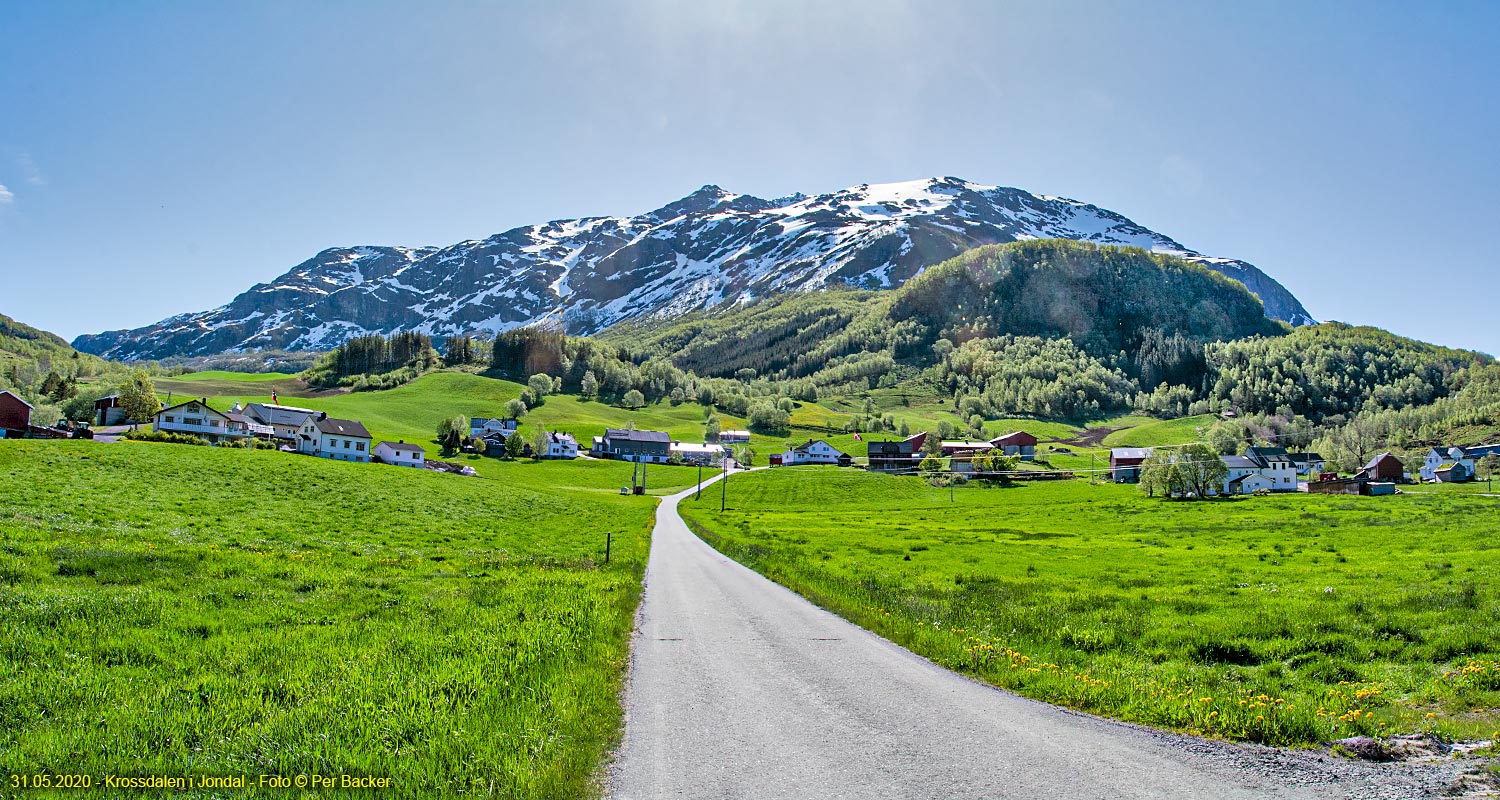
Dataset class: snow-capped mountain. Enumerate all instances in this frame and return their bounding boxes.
[73,177,1314,360]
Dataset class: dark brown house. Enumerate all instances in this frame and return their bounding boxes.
[594,428,671,463]
[867,431,927,473]
[0,390,32,437]
[1356,452,1405,483]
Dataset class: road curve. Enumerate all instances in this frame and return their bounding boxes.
[607,477,1323,800]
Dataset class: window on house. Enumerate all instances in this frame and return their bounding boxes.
[165,416,175,423]
[344,440,350,449]
[357,442,365,452]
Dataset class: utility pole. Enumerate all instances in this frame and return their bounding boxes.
[642,461,648,494]
[1091,452,1096,485]
[696,463,703,499]
[721,461,728,512]
[605,529,612,564]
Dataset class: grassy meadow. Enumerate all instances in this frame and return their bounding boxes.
[0,440,660,798]
[679,468,1500,746]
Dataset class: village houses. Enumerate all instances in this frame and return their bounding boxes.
[1421,443,1500,482]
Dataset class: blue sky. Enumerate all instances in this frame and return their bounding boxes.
[2,1,1497,356]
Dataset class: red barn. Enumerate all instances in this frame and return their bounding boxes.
[0,390,33,437]
[1356,452,1406,483]
[989,430,1039,461]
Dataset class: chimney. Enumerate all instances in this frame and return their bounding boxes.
[319,412,328,420]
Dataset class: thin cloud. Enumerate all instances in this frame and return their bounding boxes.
[17,153,44,186]
[0,184,13,204]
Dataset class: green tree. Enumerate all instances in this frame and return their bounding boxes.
[436,416,468,455]
[527,374,553,404]
[530,427,549,460]
[580,370,599,399]
[705,413,722,442]
[504,431,526,458]
[505,398,528,419]
[117,370,159,424]
[919,455,944,473]
[899,420,910,437]
[1175,443,1228,500]
[1137,450,1180,498]
[920,432,942,457]
[621,389,646,409]
[62,384,113,423]
[1482,454,1500,491]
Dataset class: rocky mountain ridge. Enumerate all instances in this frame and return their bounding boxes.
[74,177,1314,360]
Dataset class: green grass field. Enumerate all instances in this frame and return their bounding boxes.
[679,469,1500,746]
[0,440,660,798]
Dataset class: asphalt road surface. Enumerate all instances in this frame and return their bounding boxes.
[606,478,1345,800]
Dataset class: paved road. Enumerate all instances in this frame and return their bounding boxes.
[607,479,1328,800]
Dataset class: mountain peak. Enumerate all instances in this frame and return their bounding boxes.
[72,178,1315,360]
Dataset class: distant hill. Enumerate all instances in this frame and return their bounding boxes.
[73,176,1314,360]
[606,239,1287,382]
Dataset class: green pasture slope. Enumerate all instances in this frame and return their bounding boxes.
[153,369,1149,466]
[679,469,1500,746]
[0,440,660,798]
[155,372,766,461]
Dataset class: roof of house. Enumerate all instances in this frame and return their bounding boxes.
[548,432,578,445]
[792,439,847,456]
[1456,444,1500,459]
[990,430,1038,446]
[378,440,424,453]
[720,429,751,437]
[1246,446,1290,460]
[1111,447,1153,461]
[0,390,33,409]
[157,398,228,419]
[1435,462,1460,473]
[670,441,724,454]
[1362,452,1402,471]
[472,417,518,427]
[314,417,371,438]
[1287,452,1324,461]
[941,440,993,450]
[1222,455,1261,470]
[246,402,319,427]
[605,428,671,443]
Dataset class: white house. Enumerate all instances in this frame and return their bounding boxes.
[374,440,426,468]
[1220,447,1297,494]
[777,439,849,466]
[153,399,249,443]
[1420,445,1500,482]
[542,432,579,460]
[1225,472,1275,495]
[471,417,519,438]
[296,413,372,463]
[719,429,751,444]
[670,441,725,465]
[243,402,320,446]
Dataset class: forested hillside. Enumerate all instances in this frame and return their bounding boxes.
[0,313,132,426]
